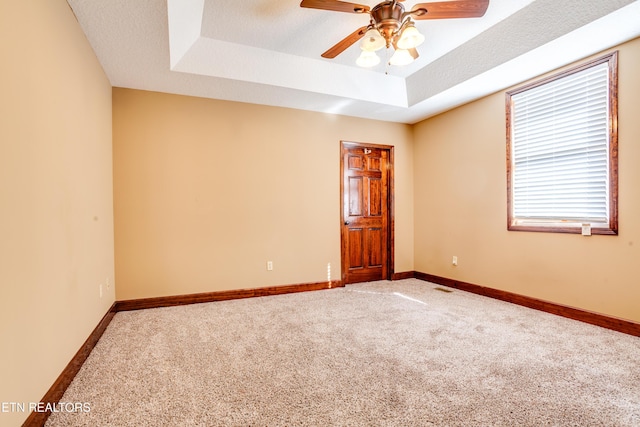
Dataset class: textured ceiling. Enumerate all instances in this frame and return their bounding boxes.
[67,0,640,124]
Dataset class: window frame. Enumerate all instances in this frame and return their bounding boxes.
[505,51,618,235]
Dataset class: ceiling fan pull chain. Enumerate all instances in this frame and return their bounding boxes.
[385,49,391,75]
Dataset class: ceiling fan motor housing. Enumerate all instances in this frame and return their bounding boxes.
[371,1,405,46]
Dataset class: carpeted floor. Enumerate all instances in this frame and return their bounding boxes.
[46,279,640,426]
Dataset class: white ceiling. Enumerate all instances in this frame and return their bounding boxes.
[67,0,640,124]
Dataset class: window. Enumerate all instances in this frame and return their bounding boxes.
[506,52,618,235]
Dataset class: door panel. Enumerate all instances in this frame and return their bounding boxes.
[369,178,382,216]
[367,227,382,267]
[341,143,392,284]
[348,155,364,170]
[368,156,381,171]
[348,177,363,216]
[348,228,364,269]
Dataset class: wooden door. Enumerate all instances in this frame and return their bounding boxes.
[340,142,393,284]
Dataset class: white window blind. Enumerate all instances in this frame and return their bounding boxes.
[510,62,610,224]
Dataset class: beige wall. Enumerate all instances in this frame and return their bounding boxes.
[0,1,114,425]
[113,89,414,300]
[413,38,640,323]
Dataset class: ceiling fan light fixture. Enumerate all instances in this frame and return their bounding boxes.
[356,50,381,68]
[396,22,425,50]
[360,28,385,51]
[389,48,414,66]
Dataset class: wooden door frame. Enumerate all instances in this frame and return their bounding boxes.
[340,141,394,284]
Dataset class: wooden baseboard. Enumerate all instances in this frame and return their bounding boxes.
[391,271,415,280]
[115,280,343,312]
[413,271,640,337]
[22,303,117,427]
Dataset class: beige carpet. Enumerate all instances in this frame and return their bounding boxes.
[46,279,640,426]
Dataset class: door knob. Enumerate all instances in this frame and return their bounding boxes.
[344,221,350,225]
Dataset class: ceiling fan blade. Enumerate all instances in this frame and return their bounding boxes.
[321,26,368,58]
[300,0,370,14]
[411,0,489,19]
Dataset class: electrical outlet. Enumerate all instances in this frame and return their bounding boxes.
[267,261,273,271]
[452,256,458,266]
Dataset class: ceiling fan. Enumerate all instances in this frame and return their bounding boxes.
[300,0,490,67]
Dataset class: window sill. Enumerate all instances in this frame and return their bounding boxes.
[508,223,618,235]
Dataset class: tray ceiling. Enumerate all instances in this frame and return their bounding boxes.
[67,0,640,123]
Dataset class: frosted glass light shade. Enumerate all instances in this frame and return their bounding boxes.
[360,28,385,52]
[389,49,414,66]
[356,50,381,67]
[397,25,425,50]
